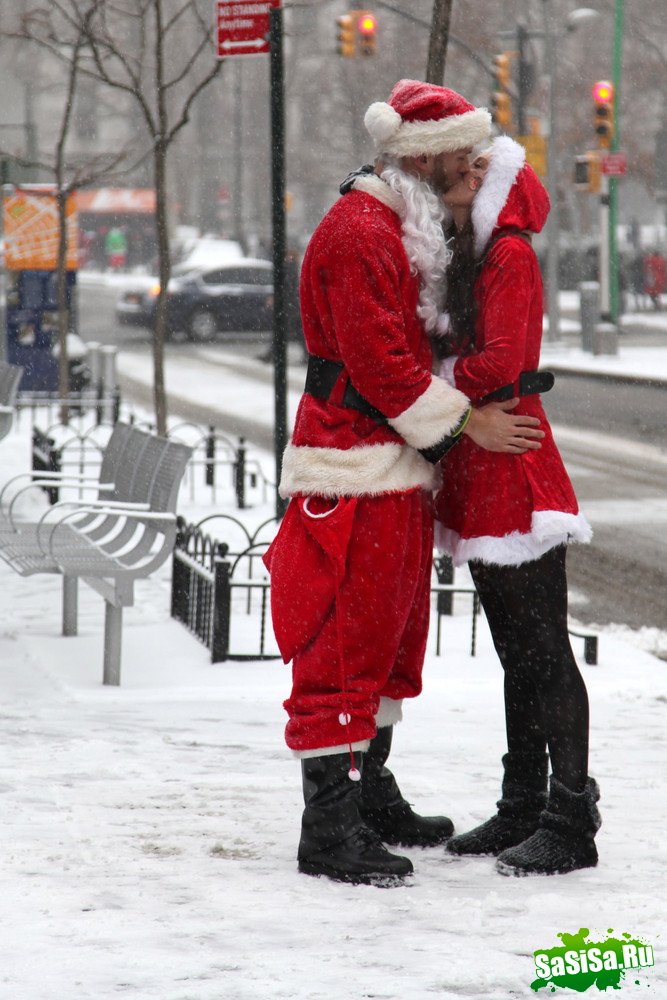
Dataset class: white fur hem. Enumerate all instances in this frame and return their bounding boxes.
[388,376,469,449]
[279,442,438,498]
[371,107,492,158]
[293,740,370,759]
[472,135,526,257]
[375,697,403,728]
[351,174,405,217]
[436,510,593,567]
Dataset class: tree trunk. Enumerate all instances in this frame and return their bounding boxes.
[152,138,170,436]
[56,189,70,426]
[426,0,454,85]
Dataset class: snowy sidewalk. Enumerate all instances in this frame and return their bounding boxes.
[0,418,665,999]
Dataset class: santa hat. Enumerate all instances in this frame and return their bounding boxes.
[365,79,491,159]
[471,135,550,257]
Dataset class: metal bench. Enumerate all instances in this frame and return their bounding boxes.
[0,421,134,536]
[0,361,23,442]
[0,425,192,685]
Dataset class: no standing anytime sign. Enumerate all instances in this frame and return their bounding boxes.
[215,0,281,58]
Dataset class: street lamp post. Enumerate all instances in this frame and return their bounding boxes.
[540,4,600,342]
[542,0,559,342]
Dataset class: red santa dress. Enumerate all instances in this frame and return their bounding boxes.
[434,136,592,567]
[264,172,471,755]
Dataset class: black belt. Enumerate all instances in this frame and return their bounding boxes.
[306,354,554,417]
[305,355,387,424]
[481,369,555,403]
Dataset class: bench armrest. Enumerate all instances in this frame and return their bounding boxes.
[6,482,115,528]
[0,471,113,510]
[0,405,14,414]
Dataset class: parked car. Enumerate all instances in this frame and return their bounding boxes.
[116,258,273,340]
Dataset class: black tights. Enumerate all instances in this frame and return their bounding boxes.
[469,546,589,793]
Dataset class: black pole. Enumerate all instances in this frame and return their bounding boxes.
[269,5,288,521]
[517,23,529,136]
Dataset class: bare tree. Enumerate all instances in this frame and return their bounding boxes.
[426,0,453,84]
[1,1,137,422]
[76,0,224,435]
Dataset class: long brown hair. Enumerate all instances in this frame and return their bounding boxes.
[442,219,478,356]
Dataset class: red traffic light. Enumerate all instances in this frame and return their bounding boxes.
[592,80,614,104]
[358,13,377,33]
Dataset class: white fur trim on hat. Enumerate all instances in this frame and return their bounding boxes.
[364,102,402,144]
[387,375,469,450]
[351,172,405,217]
[279,441,439,498]
[368,107,492,159]
[471,135,526,257]
[436,510,592,568]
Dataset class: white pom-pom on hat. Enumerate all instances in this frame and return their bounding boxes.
[364,102,402,145]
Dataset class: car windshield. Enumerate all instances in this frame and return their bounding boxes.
[200,267,273,286]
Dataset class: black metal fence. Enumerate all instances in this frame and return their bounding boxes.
[171,514,280,662]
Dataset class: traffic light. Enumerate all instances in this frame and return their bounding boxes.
[574,151,601,193]
[336,13,355,58]
[357,11,377,56]
[492,53,513,132]
[592,79,615,150]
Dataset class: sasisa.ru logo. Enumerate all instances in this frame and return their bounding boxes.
[531,928,654,992]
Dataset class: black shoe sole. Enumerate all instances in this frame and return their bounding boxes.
[298,860,413,887]
[496,856,598,877]
[384,833,454,848]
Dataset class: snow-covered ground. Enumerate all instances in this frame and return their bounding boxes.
[0,411,665,1000]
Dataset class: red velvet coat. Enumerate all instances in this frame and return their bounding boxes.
[280,173,469,499]
[435,137,591,566]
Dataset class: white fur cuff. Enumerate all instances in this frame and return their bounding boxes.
[388,376,469,449]
[375,697,404,728]
[294,740,370,759]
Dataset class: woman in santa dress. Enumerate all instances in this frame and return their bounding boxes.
[434,136,602,876]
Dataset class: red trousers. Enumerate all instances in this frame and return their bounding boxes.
[264,489,434,752]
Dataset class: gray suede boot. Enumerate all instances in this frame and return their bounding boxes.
[496,775,601,876]
[446,751,549,857]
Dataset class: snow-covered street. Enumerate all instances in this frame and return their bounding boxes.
[0,416,665,1000]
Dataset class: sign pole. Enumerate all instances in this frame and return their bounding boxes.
[609,0,624,322]
[269,4,288,520]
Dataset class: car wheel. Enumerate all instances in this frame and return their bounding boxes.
[188,308,218,341]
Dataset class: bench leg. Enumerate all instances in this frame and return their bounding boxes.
[62,576,78,636]
[103,604,123,686]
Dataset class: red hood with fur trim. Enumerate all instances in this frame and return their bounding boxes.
[471,136,550,258]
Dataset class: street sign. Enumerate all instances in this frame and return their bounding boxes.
[216,0,280,58]
[601,152,627,176]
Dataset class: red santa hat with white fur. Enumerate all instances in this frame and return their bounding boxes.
[365,79,492,158]
[471,135,550,258]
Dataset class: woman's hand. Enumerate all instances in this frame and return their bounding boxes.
[463,399,544,453]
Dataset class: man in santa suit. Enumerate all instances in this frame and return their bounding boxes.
[264,79,545,886]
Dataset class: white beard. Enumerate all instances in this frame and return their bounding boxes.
[380,163,451,334]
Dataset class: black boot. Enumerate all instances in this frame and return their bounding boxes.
[297,752,414,886]
[496,776,601,876]
[446,751,549,857]
[359,726,454,848]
